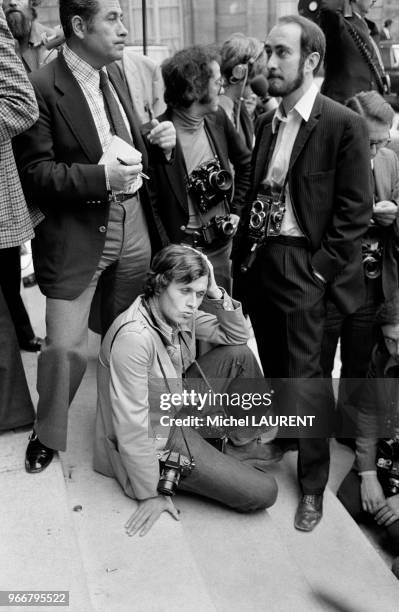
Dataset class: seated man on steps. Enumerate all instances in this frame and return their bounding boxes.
[94,245,279,535]
[337,291,399,579]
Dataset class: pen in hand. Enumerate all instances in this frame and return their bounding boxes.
[116,157,150,180]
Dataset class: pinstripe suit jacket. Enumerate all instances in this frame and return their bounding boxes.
[0,9,42,248]
[235,92,373,315]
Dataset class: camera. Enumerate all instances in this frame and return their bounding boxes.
[240,194,286,273]
[248,194,285,241]
[157,449,195,496]
[362,236,382,280]
[201,214,237,245]
[187,159,233,213]
[376,436,399,497]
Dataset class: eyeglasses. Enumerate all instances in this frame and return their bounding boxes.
[384,336,399,350]
[370,138,391,149]
[215,78,225,94]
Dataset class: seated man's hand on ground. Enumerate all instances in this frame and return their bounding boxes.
[125,495,180,537]
[374,493,399,527]
[360,472,386,514]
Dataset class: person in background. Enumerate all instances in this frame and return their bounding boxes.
[321,90,399,443]
[219,33,268,150]
[2,0,52,351]
[119,48,166,124]
[337,291,399,580]
[3,0,54,71]
[0,6,41,429]
[380,18,393,41]
[94,245,278,536]
[299,0,389,104]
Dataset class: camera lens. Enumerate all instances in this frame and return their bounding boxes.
[157,468,181,496]
[252,200,265,214]
[209,170,233,192]
[249,212,264,230]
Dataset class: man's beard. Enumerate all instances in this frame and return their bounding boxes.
[268,65,305,98]
[6,10,31,41]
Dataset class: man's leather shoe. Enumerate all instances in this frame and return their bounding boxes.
[294,494,323,532]
[225,439,283,471]
[25,432,54,473]
[19,337,43,352]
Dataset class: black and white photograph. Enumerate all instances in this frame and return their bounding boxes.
[1,0,399,610]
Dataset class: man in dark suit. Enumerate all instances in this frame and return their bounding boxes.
[317,0,388,103]
[145,45,251,293]
[13,0,173,473]
[233,15,372,531]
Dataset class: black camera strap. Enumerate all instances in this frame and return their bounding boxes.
[344,18,390,95]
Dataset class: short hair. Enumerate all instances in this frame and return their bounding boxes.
[144,245,209,298]
[162,45,220,109]
[376,292,399,327]
[384,19,393,28]
[278,15,326,75]
[345,91,394,127]
[59,0,100,39]
[220,33,265,82]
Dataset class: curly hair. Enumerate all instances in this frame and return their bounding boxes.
[162,45,220,109]
[144,245,209,299]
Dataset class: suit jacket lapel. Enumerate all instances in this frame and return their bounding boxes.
[107,62,148,169]
[288,94,322,173]
[254,117,274,188]
[55,54,103,163]
[155,110,189,212]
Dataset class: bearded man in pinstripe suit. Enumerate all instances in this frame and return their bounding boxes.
[0,6,41,429]
[233,15,372,531]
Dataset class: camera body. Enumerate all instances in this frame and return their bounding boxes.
[248,193,286,242]
[187,159,233,214]
[377,436,399,497]
[201,214,237,245]
[157,449,195,496]
[362,228,382,279]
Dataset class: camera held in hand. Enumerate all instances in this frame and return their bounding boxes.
[187,159,233,213]
[362,237,382,280]
[157,449,195,496]
[376,436,399,497]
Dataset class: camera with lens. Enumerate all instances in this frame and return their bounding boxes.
[362,231,382,279]
[157,449,195,496]
[248,193,286,241]
[240,194,285,273]
[376,436,399,497]
[187,159,233,213]
[201,214,237,245]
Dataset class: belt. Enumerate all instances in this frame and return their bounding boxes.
[266,235,308,247]
[111,193,136,204]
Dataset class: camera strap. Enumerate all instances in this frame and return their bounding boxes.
[344,18,390,95]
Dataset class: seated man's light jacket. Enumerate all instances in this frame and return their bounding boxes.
[94,293,249,500]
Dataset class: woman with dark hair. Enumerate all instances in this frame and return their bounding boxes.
[94,245,278,536]
[337,291,399,579]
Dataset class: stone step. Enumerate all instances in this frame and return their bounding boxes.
[59,365,399,612]
[0,429,93,612]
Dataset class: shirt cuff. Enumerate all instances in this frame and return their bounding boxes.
[358,470,378,477]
